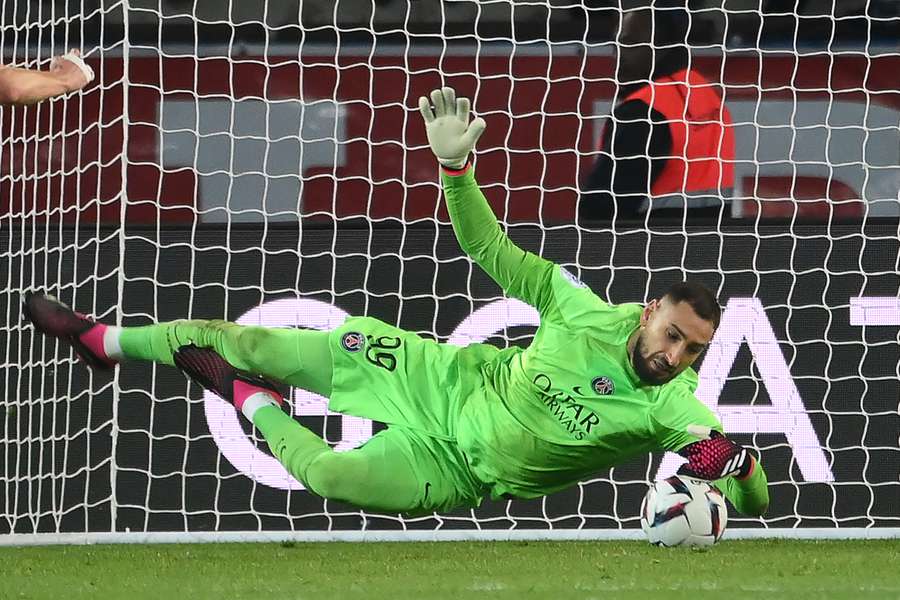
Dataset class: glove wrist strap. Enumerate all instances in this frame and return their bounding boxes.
[440,161,472,175]
[736,454,756,480]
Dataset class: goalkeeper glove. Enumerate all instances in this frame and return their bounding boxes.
[418,86,486,169]
[677,425,755,481]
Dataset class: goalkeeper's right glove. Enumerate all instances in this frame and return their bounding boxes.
[418,86,486,169]
[677,425,756,481]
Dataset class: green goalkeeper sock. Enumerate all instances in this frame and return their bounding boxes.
[252,404,331,483]
[118,321,195,366]
[116,320,334,396]
[119,320,247,367]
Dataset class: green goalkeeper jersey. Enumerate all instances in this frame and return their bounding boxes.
[443,167,769,515]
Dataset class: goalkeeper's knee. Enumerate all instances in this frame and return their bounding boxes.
[302,451,362,505]
[302,451,417,513]
[231,325,282,372]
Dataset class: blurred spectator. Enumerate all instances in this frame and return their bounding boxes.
[579,1,735,224]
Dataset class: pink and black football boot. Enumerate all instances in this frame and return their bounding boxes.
[22,292,117,370]
[173,344,284,414]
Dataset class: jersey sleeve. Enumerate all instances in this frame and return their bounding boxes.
[714,459,770,517]
[441,165,609,324]
[649,376,722,453]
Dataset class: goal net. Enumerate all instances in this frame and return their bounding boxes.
[2,0,899,543]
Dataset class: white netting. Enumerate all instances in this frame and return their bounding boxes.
[1,0,127,536]
[2,0,899,541]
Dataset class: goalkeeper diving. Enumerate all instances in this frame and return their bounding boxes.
[23,87,769,517]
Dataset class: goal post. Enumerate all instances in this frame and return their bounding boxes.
[2,1,899,543]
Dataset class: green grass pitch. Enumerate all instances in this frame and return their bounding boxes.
[1,540,897,599]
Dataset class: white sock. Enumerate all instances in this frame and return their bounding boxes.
[241,392,280,423]
[103,326,124,361]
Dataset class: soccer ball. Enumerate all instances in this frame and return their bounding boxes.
[640,475,728,547]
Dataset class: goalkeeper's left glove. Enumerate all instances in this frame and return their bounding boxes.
[677,425,755,481]
[418,86,486,169]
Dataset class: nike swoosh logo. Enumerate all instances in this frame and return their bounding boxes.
[573,386,584,395]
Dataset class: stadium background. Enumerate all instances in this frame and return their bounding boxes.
[3,51,900,222]
[1,0,899,540]
[2,221,898,535]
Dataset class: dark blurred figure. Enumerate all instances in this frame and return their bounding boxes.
[579,0,734,224]
[744,0,900,46]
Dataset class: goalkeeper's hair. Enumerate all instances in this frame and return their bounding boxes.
[663,281,721,329]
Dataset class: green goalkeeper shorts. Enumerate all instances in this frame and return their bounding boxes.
[327,316,492,508]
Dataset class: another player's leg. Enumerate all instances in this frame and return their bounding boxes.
[22,292,332,396]
[174,345,432,513]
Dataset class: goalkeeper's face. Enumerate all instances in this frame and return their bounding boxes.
[631,298,715,386]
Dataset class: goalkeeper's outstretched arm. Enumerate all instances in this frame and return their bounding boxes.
[419,86,559,313]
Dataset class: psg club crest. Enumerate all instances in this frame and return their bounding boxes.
[341,331,365,353]
[591,376,615,395]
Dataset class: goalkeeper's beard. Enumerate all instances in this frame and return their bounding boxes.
[631,332,677,386]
